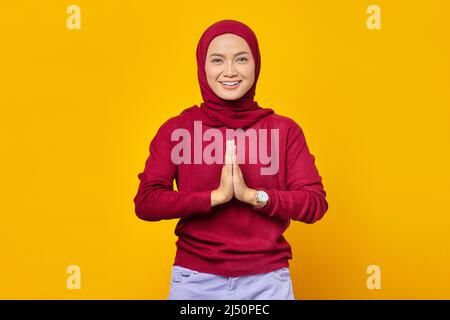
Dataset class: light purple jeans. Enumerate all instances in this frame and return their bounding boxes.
[168,265,295,300]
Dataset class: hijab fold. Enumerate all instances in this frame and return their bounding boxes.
[194,20,274,129]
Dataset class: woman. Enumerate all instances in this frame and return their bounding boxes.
[134,19,328,300]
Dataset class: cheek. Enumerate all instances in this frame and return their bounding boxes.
[205,69,218,89]
[240,64,255,81]
[205,64,219,79]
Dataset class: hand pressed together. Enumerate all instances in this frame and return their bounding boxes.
[211,139,257,207]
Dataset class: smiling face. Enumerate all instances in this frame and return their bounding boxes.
[205,33,255,101]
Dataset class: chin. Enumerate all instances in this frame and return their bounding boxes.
[222,95,243,101]
[217,90,244,101]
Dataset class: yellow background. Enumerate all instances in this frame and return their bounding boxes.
[1,1,449,299]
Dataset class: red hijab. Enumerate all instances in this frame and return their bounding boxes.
[194,19,274,129]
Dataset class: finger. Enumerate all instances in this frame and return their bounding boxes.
[232,149,243,179]
[236,158,243,177]
[232,144,239,175]
[222,164,227,175]
[230,140,237,179]
[226,140,233,175]
[225,139,231,164]
[232,144,237,165]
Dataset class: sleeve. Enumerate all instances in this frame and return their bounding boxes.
[255,122,328,223]
[133,123,213,221]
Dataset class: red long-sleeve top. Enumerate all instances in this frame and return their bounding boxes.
[134,106,328,277]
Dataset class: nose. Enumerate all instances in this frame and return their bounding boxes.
[223,61,238,78]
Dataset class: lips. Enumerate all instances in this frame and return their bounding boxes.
[219,80,242,89]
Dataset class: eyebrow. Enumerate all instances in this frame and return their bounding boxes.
[209,51,250,58]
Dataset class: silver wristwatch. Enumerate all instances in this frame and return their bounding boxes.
[255,190,269,209]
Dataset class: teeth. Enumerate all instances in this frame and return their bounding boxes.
[221,81,240,86]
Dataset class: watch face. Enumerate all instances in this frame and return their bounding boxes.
[257,190,269,202]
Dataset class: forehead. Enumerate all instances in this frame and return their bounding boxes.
[207,33,251,54]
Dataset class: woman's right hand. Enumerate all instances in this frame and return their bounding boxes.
[211,139,235,207]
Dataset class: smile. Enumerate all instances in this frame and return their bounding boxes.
[219,80,242,89]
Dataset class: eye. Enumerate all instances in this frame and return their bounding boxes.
[237,57,248,62]
[211,58,222,63]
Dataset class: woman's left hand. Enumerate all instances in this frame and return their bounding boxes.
[231,141,257,206]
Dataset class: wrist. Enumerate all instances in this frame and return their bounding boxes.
[244,188,258,206]
[211,189,221,207]
[211,189,227,207]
